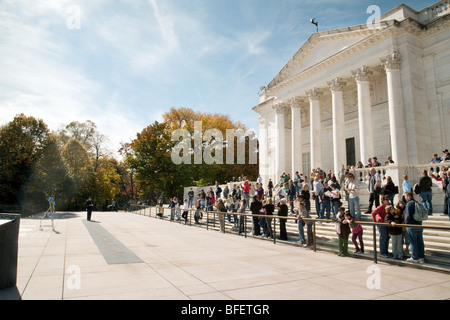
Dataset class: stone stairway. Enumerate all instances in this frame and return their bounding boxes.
[132,204,450,273]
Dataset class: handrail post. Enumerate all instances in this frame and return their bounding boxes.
[373,225,378,264]
[244,213,247,238]
[206,211,209,230]
[273,217,276,244]
[313,220,316,252]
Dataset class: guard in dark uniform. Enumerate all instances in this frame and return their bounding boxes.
[86,196,94,221]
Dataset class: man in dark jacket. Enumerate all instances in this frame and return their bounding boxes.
[288,180,297,213]
[86,196,94,221]
[277,199,289,240]
[250,196,262,236]
[419,169,433,215]
[404,192,425,263]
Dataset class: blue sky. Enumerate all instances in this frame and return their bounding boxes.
[0,0,436,156]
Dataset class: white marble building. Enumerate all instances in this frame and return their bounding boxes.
[253,1,450,186]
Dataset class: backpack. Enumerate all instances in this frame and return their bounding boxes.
[413,183,421,195]
[413,201,429,221]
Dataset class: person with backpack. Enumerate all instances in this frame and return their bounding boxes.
[404,192,425,263]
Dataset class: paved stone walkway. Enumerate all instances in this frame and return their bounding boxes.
[1,211,450,301]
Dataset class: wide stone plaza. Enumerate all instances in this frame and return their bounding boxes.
[1,210,450,302]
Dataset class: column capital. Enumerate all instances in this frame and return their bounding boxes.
[327,77,347,92]
[288,96,306,109]
[259,116,267,125]
[305,88,323,101]
[272,102,289,114]
[380,51,402,71]
[351,66,372,82]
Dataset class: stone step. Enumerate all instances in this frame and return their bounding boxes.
[134,207,450,271]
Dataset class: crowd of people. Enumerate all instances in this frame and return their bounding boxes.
[156,150,450,261]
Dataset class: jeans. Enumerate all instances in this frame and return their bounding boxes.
[298,220,305,243]
[315,197,321,217]
[420,190,433,214]
[331,200,340,218]
[298,221,313,245]
[348,197,361,219]
[289,197,295,213]
[259,216,267,235]
[407,227,425,260]
[243,193,249,208]
[377,226,389,256]
[388,193,395,206]
[320,200,330,219]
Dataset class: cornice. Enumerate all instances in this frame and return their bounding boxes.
[265,22,396,95]
[252,96,274,115]
[262,8,449,100]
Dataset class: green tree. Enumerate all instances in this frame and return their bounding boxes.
[0,114,49,205]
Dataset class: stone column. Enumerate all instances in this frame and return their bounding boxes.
[380,51,409,165]
[328,77,347,174]
[273,103,288,183]
[258,116,268,183]
[306,88,323,169]
[351,66,374,166]
[289,96,304,177]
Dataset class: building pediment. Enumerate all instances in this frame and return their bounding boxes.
[266,24,390,91]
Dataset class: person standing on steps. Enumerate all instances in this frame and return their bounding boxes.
[277,198,289,240]
[404,192,425,263]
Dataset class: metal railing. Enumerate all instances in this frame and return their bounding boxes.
[128,204,450,266]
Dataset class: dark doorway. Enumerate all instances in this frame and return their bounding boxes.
[346,138,356,167]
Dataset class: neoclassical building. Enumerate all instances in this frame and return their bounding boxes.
[253,1,450,185]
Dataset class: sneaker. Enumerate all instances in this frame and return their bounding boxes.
[406,258,419,263]
[418,258,425,264]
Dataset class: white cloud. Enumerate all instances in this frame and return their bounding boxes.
[0,1,145,155]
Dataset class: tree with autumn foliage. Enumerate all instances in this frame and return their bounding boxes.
[0,114,122,213]
[126,108,258,203]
